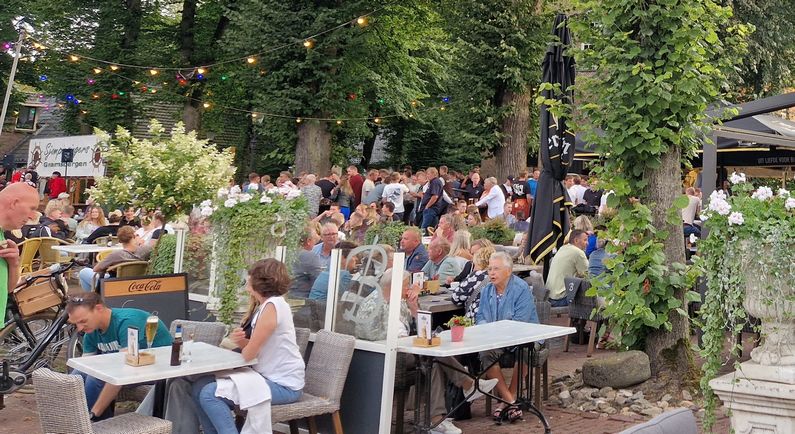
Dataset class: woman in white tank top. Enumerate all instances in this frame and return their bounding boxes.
[192,259,305,434]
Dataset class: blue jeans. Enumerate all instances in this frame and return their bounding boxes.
[683,223,701,238]
[421,208,439,233]
[74,370,115,420]
[550,297,570,307]
[191,375,302,434]
[78,267,108,292]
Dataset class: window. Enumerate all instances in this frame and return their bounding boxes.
[15,105,40,131]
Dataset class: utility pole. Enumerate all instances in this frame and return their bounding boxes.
[0,28,25,138]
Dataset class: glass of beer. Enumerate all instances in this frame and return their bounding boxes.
[145,314,159,352]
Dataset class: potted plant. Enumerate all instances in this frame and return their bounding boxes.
[446,315,473,342]
[696,172,795,428]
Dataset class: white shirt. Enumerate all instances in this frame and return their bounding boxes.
[362,179,375,199]
[568,184,587,205]
[382,183,409,213]
[475,186,506,219]
[250,296,305,390]
[599,190,614,214]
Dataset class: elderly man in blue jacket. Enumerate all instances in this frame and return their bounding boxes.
[476,251,538,421]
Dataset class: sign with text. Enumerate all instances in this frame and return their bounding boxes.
[28,135,104,177]
[101,274,189,327]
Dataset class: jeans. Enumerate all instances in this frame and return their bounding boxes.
[550,297,570,307]
[192,375,302,434]
[79,267,108,292]
[421,208,439,233]
[683,223,701,238]
[74,370,115,420]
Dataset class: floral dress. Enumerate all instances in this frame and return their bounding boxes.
[451,269,489,320]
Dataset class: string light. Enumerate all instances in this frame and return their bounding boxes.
[296,118,303,123]
[2,42,10,50]
[69,55,79,62]
[356,16,369,27]
[440,106,446,111]
[197,67,207,75]
[150,88,157,94]
[374,117,381,124]
[91,93,100,99]
[411,100,418,107]
[251,113,258,118]
[149,69,159,76]
[92,68,102,74]
[202,102,211,109]
[336,120,343,125]
[86,78,96,85]
[109,65,120,71]
[246,56,256,64]
[303,39,315,49]
[39,75,47,81]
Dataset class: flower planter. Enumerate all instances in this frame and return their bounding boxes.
[451,326,465,342]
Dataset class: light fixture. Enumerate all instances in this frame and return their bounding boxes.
[149,69,159,76]
[69,55,79,62]
[93,68,102,74]
[202,102,211,109]
[303,39,314,49]
[356,16,368,27]
[110,65,120,71]
[246,56,256,64]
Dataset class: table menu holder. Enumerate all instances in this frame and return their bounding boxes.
[125,352,156,367]
[424,280,440,294]
[412,336,441,347]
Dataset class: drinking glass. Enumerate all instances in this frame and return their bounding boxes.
[145,314,159,352]
[181,325,195,363]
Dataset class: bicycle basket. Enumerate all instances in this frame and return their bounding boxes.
[14,270,64,317]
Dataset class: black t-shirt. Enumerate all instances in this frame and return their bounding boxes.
[315,179,336,199]
[119,217,141,229]
[512,182,527,200]
[83,225,120,245]
[421,177,446,213]
[464,182,484,200]
[583,189,603,207]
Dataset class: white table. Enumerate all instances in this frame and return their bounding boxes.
[418,293,461,314]
[52,244,122,255]
[397,321,575,433]
[68,342,255,416]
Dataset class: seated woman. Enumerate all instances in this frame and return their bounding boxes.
[78,226,144,291]
[75,206,106,243]
[451,246,495,320]
[192,259,305,434]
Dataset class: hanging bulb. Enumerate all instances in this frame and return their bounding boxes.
[246,56,256,64]
[356,16,369,27]
[296,118,303,123]
[197,67,207,74]
[202,102,211,109]
[336,120,343,125]
[149,69,159,76]
[69,55,79,62]
[110,65,120,71]
[92,68,102,74]
[374,117,382,124]
[303,39,315,49]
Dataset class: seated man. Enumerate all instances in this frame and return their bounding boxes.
[477,252,538,421]
[83,210,123,245]
[311,222,340,269]
[421,238,464,283]
[308,241,358,300]
[545,229,589,307]
[356,269,497,434]
[400,227,429,273]
[289,228,323,299]
[78,226,144,292]
[67,292,171,420]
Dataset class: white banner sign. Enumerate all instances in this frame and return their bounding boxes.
[28,135,105,177]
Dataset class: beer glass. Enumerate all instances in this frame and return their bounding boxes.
[145,314,159,352]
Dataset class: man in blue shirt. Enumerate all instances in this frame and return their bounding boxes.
[526,169,539,208]
[420,167,446,233]
[309,241,358,300]
[67,293,171,420]
[399,227,429,273]
[311,222,340,269]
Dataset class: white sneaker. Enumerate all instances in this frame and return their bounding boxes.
[431,418,462,434]
[464,378,499,402]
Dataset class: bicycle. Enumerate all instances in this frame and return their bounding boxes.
[0,261,80,398]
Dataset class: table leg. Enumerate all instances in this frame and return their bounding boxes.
[512,345,550,433]
[152,380,166,418]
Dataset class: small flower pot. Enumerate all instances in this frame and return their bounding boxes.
[451,325,465,342]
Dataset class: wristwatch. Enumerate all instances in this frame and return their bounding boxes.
[89,411,98,421]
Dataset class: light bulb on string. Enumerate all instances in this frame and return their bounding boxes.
[39,75,47,82]
[440,106,447,111]
[296,117,303,123]
[91,93,100,99]
[356,16,369,27]
[251,113,258,119]
[110,65,120,71]
[86,78,96,85]
[65,94,74,101]
[411,100,418,107]
[92,68,102,74]
[111,93,119,100]
[80,110,87,115]
[196,73,205,80]
[221,75,228,81]
[149,69,159,76]
[2,42,10,50]
[150,88,157,94]
[197,67,207,75]
[178,79,187,86]
[202,102,211,109]
[442,96,450,103]
[303,39,315,49]
[374,117,381,124]
[336,120,343,125]
[246,56,256,64]
[69,55,79,62]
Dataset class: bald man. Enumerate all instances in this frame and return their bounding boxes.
[0,183,40,323]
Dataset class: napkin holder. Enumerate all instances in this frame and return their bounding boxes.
[424,280,440,294]
[412,336,441,347]
[125,352,155,367]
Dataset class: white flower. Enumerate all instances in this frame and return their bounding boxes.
[224,198,237,208]
[729,172,746,184]
[786,198,795,211]
[728,212,744,226]
[779,188,791,198]
[200,206,214,217]
[709,189,727,202]
[260,195,273,204]
[699,213,710,221]
[217,188,229,198]
[689,234,698,244]
[238,193,252,203]
[200,199,213,208]
[267,187,279,195]
[708,197,731,216]
[286,189,302,200]
[751,186,774,201]
[229,185,242,195]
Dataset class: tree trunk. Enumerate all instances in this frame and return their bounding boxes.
[295,120,331,175]
[488,87,530,181]
[361,124,379,169]
[122,0,142,50]
[643,146,694,376]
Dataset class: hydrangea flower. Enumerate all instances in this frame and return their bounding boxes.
[200,199,213,208]
[779,188,791,198]
[786,198,795,211]
[217,188,229,198]
[729,172,746,184]
[238,193,252,203]
[708,197,731,216]
[728,212,744,226]
[224,198,237,208]
[229,185,242,195]
[751,186,774,201]
[200,206,214,217]
[286,189,302,200]
[260,195,273,204]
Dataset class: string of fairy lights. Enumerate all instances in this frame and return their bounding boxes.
[3,9,454,122]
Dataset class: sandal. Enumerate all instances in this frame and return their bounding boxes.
[492,407,504,421]
[506,406,523,423]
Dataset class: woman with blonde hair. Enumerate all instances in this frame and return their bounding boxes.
[431,213,456,243]
[466,205,482,227]
[334,174,355,220]
[451,245,496,320]
[449,230,472,261]
[76,206,106,242]
[572,215,594,233]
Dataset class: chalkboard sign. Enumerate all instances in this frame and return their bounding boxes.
[100,273,189,328]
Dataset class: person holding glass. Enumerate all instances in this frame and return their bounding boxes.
[66,292,171,421]
[191,259,305,434]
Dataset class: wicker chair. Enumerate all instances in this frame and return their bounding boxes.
[562,277,604,357]
[18,238,42,274]
[32,368,171,434]
[36,237,74,270]
[92,260,150,289]
[295,327,311,359]
[96,249,114,263]
[271,330,356,434]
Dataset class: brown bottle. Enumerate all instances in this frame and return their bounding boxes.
[170,325,183,366]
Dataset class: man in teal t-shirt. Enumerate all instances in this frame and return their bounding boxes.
[67,293,172,421]
[0,183,41,324]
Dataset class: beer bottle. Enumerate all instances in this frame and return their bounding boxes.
[170,325,183,366]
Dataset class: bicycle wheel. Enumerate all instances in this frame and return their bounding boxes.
[0,310,74,373]
[66,330,84,360]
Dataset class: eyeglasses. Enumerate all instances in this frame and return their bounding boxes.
[321,233,337,237]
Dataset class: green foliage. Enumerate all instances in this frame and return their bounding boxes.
[696,177,795,426]
[446,315,473,328]
[88,120,235,221]
[206,190,309,324]
[468,218,515,246]
[148,234,177,275]
[364,221,407,249]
